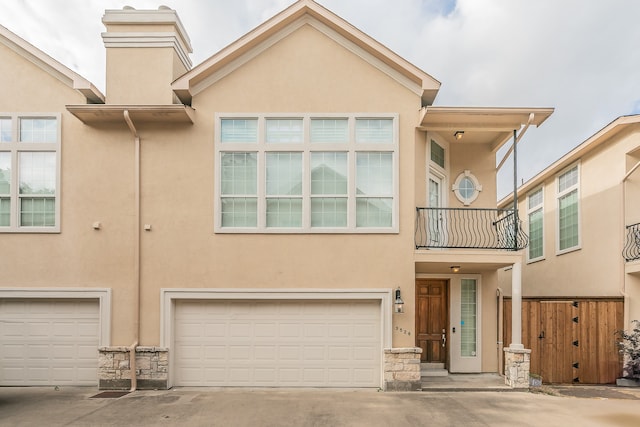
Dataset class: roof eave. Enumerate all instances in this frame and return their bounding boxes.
[498,114,640,207]
[0,23,105,104]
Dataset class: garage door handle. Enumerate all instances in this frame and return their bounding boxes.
[538,331,545,339]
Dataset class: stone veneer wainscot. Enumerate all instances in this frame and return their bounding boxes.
[383,347,422,391]
[98,346,169,390]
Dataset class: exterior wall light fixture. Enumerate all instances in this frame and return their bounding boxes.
[454,131,464,140]
[394,287,404,313]
[451,266,460,273]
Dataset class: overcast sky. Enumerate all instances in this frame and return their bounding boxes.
[2,0,639,198]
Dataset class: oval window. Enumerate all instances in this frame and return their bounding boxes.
[452,171,482,205]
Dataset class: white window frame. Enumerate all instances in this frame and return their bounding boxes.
[452,170,482,206]
[526,186,545,263]
[214,113,399,233]
[556,163,581,255]
[429,138,446,171]
[0,113,61,233]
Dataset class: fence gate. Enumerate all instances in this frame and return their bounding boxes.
[504,298,623,384]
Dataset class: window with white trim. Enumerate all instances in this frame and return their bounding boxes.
[452,170,482,205]
[215,114,398,233]
[460,278,477,357]
[0,114,60,232]
[556,164,580,253]
[430,139,445,169]
[527,187,544,261]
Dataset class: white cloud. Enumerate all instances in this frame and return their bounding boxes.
[2,0,639,198]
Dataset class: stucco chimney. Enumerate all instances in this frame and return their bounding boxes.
[101,6,192,104]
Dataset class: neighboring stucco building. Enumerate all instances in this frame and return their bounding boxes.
[499,115,640,383]
[1,0,551,390]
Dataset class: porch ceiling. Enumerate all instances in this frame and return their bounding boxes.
[418,106,554,152]
[414,249,522,274]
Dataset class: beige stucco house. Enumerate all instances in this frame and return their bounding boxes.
[499,115,640,384]
[0,0,553,390]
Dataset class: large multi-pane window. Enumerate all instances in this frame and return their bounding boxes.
[557,164,580,252]
[215,114,398,232]
[0,115,60,231]
[527,188,544,261]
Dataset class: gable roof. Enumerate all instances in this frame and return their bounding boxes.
[0,23,104,104]
[498,114,640,207]
[172,0,440,106]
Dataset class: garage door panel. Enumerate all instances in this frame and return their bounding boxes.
[3,323,24,336]
[174,299,381,387]
[77,322,99,337]
[279,323,301,337]
[354,368,376,382]
[254,346,275,360]
[255,322,277,337]
[78,345,98,360]
[304,346,325,360]
[204,323,227,337]
[204,345,227,359]
[354,346,377,360]
[0,299,99,386]
[304,323,326,337]
[230,323,251,337]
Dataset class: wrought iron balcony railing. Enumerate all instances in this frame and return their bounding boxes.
[415,207,528,250]
[623,222,640,262]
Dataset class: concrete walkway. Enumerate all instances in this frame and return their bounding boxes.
[421,373,514,391]
[1,385,640,427]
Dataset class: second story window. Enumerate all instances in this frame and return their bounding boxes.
[556,164,580,253]
[0,115,60,232]
[430,139,445,169]
[527,187,544,262]
[215,114,398,233]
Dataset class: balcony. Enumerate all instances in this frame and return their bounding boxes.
[415,207,528,250]
[623,223,640,262]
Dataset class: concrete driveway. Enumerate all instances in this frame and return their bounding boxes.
[1,386,639,427]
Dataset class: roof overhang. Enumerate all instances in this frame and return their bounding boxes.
[66,104,195,125]
[0,24,105,104]
[419,107,554,151]
[171,0,440,106]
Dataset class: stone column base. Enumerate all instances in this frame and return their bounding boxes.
[98,346,169,390]
[383,347,422,391]
[503,347,531,389]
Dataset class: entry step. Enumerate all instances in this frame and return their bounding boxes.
[421,362,448,377]
[422,363,445,370]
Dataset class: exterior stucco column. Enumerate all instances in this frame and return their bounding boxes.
[510,262,524,349]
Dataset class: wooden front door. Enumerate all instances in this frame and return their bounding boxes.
[416,279,448,363]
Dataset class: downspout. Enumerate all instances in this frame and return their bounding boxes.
[621,158,640,332]
[124,110,140,392]
[496,287,504,375]
[513,129,518,251]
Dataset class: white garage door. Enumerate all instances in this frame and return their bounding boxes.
[174,299,381,387]
[0,299,99,386]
